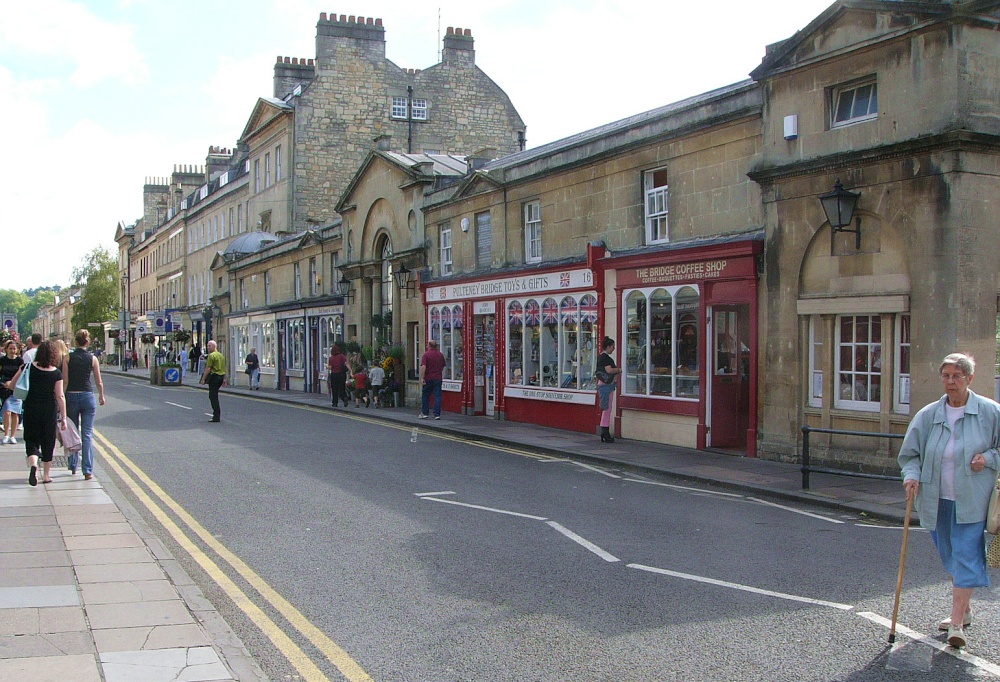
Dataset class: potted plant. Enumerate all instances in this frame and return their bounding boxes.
[141,332,156,345]
[157,361,183,386]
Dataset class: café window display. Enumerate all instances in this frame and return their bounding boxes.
[428,304,464,381]
[507,294,598,389]
[623,286,700,399]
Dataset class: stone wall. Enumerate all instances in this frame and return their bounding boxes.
[290,15,525,231]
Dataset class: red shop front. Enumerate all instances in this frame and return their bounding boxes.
[601,233,762,455]
[422,248,606,432]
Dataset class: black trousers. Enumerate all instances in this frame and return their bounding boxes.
[330,371,348,405]
[207,374,223,420]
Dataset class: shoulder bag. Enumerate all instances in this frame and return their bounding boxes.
[988,474,1000,535]
[13,364,29,400]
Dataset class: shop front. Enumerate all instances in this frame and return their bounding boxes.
[423,260,602,432]
[602,233,762,455]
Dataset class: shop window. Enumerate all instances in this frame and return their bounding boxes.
[832,78,877,128]
[896,314,910,412]
[644,168,669,244]
[836,314,881,411]
[508,301,524,384]
[623,286,700,399]
[286,318,304,371]
[508,294,598,389]
[427,304,464,381]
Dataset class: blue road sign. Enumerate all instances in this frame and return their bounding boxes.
[164,368,180,383]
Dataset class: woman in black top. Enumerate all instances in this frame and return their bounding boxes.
[596,336,622,443]
[1,340,24,444]
[62,329,105,479]
[7,340,66,486]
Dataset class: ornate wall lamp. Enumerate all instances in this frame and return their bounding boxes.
[819,179,862,250]
[337,273,356,303]
[394,264,416,298]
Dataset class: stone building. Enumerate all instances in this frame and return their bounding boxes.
[116,13,525,392]
[281,16,526,232]
[408,0,1000,472]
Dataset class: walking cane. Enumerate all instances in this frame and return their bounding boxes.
[889,493,915,644]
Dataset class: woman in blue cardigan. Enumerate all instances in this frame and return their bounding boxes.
[899,353,1000,649]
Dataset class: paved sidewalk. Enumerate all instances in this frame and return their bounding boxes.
[113,364,910,524]
[0,439,263,682]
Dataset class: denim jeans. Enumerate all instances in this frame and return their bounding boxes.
[421,379,443,417]
[65,391,97,475]
[251,368,260,388]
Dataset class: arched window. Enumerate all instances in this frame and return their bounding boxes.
[379,237,393,319]
[622,285,700,398]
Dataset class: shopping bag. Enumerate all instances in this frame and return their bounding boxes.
[57,418,82,454]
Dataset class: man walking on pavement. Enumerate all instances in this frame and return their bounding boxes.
[200,340,226,423]
[419,339,446,420]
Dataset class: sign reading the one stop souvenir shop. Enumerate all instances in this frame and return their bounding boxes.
[617,258,753,288]
[426,268,593,303]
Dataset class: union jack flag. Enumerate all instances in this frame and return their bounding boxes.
[508,302,523,326]
[453,305,463,328]
[541,298,559,324]
[524,300,540,325]
[438,287,447,300]
[560,272,571,287]
[430,308,440,324]
[441,307,451,330]
[561,296,578,323]
[580,295,599,323]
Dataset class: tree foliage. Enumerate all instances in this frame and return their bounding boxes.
[21,290,55,334]
[70,247,119,332]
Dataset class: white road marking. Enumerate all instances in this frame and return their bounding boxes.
[623,478,743,498]
[165,402,192,410]
[628,564,854,610]
[420,496,548,521]
[546,522,620,562]
[858,611,1000,677]
[414,491,456,497]
[536,458,570,463]
[746,497,844,524]
[854,523,928,532]
[572,462,621,479]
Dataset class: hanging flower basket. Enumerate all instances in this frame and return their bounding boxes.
[141,333,156,345]
[173,330,191,343]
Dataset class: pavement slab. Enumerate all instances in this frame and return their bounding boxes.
[86,599,195,630]
[92,624,212,653]
[0,653,102,682]
[100,646,231,682]
[80,579,179,605]
[0,585,80,609]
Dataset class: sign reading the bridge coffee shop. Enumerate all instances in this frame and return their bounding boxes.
[426,268,593,302]
[617,258,752,288]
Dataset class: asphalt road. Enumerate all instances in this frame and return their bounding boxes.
[92,374,1000,681]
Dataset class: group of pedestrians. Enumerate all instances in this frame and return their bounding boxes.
[1,330,104,486]
[327,345,390,409]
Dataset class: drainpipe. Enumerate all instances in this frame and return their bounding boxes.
[407,85,413,154]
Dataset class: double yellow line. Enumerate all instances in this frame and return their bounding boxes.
[93,429,373,682]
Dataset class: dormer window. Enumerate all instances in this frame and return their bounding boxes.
[832,78,878,128]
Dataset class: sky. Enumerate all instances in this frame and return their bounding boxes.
[0,0,837,292]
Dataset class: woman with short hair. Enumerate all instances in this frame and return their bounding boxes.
[6,340,66,486]
[899,352,1000,649]
[62,329,105,480]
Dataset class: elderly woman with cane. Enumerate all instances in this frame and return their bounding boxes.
[898,352,1000,649]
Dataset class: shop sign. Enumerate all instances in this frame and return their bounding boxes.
[308,305,344,316]
[618,258,753,288]
[443,380,462,392]
[427,268,593,302]
[473,301,496,315]
[504,386,596,405]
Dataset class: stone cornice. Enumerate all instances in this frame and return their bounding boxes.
[747,130,1000,184]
